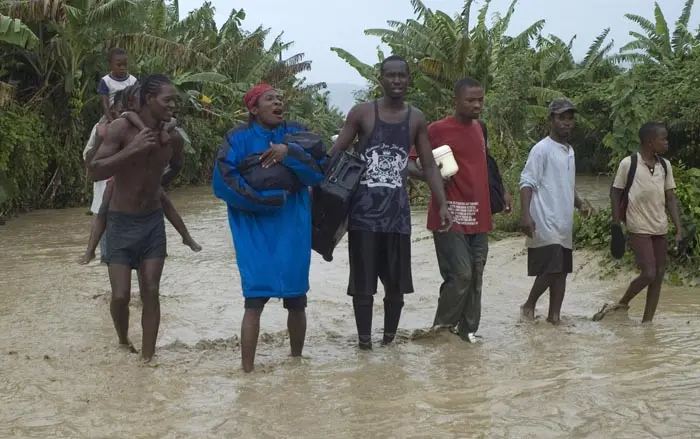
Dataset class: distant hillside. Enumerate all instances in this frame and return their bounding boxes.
[325,82,364,115]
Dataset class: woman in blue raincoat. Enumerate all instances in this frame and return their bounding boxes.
[212,83,326,373]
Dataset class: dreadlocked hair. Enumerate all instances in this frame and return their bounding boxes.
[121,84,141,110]
[140,73,171,106]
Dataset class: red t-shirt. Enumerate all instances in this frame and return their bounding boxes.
[409,117,492,234]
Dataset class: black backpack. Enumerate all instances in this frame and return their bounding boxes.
[477,120,506,214]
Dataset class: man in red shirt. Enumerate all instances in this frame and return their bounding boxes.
[409,77,511,342]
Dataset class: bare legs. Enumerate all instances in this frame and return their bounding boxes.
[287,309,306,357]
[107,258,164,361]
[108,263,137,352]
[520,273,568,325]
[161,192,201,252]
[241,304,306,373]
[137,258,164,361]
[593,235,666,323]
[80,214,107,264]
[80,181,113,264]
[620,236,666,323]
[241,308,262,373]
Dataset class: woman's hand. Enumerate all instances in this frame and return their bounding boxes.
[261,142,289,168]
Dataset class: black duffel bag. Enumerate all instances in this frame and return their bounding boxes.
[311,149,366,262]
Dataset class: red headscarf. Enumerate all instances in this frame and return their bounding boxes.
[244,83,274,112]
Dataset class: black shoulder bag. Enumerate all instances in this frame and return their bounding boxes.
[477,120,506,214]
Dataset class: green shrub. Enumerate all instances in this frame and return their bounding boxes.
[176,115,229,186]
[0,104,51,213]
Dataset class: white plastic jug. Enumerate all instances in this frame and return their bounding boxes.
[417,145,458,178]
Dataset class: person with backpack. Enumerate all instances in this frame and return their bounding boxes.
[593,122,682,322]
[408,77,512,343]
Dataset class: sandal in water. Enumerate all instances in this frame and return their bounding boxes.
[592,303,629,321]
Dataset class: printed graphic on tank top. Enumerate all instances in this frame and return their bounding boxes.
[349,100,412,235]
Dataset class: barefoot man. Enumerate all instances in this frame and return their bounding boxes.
[519,98,590,325]
[89,73,183,361]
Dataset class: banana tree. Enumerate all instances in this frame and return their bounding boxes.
[332,0,548,122]
[556,29,616,82]
[617,0,697,65]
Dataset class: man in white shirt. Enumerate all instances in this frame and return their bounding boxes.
[518,99,590,325]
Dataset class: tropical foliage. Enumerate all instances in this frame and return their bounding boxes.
[333,0,700,280]
[0,0,343,212]
[334,0,699,169]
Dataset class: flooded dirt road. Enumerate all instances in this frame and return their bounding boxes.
[2,179,699,439]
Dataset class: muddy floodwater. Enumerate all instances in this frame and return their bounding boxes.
[2,176,699,438]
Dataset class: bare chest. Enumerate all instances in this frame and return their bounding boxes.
[123,131,172,176]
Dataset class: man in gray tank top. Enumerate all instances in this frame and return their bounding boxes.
[332,55,453,350]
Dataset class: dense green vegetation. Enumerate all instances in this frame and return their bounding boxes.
[333,0,700,282]
[0,0,343,212]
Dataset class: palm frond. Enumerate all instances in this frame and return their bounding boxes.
[409,0,433,21]
[108,33,212,69]
[671,0,695,54]
[583,28,610,65]
[172,71,228,85]
[330,47,377,81]
[0,14,39,49]
[624,13,656,35]
[4,0,68,24]
[653,2,672,57]
[85,0,134,26]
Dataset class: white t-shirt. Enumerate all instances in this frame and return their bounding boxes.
[519,136,576,249]
[98,74,137,106]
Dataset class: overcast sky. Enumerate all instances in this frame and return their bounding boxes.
[180,0,694,85]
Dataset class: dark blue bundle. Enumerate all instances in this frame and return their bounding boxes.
[237,153,303,193]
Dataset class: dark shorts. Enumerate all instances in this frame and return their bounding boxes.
[244,295,307,310]
[629,234,667,272]
[527,244,572,276]
[104,208,167,270]
[347,230,414,296]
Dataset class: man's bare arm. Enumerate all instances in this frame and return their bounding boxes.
[520,187,533,214]
[407,160,426,181]
[331,104,364,153]
[162,130,184,187]
[665,189,682,238]
[90,119,149,181]
[413,112,447,207]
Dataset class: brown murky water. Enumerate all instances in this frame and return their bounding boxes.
[2,177,699,438]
